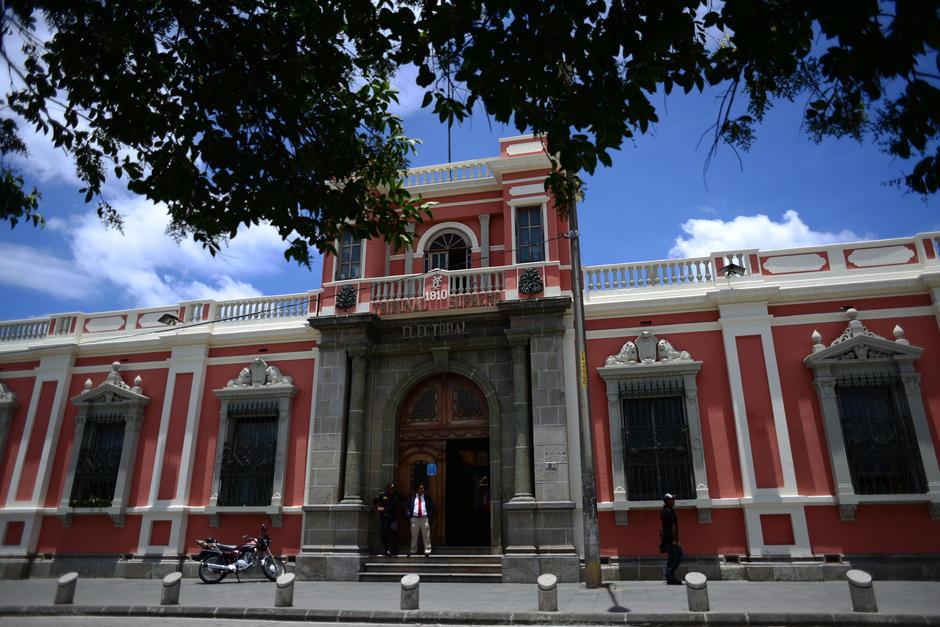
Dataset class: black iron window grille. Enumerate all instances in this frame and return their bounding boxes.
[622,395,695,501]
[218,414,277,506]
[515,206,545,263]
[70,418,124,508]
[836,383,927,495]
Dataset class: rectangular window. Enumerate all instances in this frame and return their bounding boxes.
[622,396,694,501]
[218,413,278,507]
[515,206,544,263]
[837,384,926,495]
[70,418,124,508]
[336,232,361,281]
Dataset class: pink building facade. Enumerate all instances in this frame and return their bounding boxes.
[0,136,938,581]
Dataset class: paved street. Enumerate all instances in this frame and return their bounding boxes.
[1,577,940,618]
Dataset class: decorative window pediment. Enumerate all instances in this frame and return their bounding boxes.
[804,308,940,521]
[604,330,693,366]
[598,333,710,525]
[209,358,297,527]
[58,362,149,528]
[805,311,922,365]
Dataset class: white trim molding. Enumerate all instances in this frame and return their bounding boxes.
[414,221,480,255]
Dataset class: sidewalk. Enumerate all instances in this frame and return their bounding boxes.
[1,578,940,624]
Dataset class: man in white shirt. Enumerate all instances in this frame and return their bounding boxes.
[407,483,435,556]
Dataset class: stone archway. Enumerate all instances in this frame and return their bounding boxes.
[382,360,504,551]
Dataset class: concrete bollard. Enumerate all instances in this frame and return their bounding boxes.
[400,573,420,610]
[537,573,558,612]
[54,572,78,605]
[161,572,182,605]
[847,569,877,613]
[275,572,295,608]
[684,572,709,612]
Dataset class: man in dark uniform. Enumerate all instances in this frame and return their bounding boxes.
[373,482,401,556]
[660,492,683,584]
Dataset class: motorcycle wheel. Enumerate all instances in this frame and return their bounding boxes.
[261,555,285,581]
[198,556,228,584]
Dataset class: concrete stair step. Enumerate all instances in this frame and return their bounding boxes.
[366,554,502,565]
[359,571,502,583]
[364,562,502,574]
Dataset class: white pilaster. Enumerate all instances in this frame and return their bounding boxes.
[6,352,73,508]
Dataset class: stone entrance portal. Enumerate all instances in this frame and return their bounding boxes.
[299,299,581,582]
[397,374,491,548]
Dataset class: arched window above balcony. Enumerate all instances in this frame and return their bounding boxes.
[425,232,471,272]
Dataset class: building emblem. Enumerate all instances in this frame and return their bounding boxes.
[424,272,451,310]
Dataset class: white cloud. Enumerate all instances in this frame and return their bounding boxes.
[0,242,99,301]
[389,64,427,118]
[66,196,285,307]
[669,210,860,258]
[0,195,287,309]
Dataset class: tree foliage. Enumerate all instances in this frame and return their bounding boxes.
[1,1,937,262]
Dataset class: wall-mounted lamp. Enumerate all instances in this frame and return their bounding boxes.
[158,313,180,326]
[719,262,746,278]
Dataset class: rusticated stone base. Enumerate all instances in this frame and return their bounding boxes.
[502,553,580,583]
[294,552,364,581]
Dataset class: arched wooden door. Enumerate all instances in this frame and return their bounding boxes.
[397,373,489,548]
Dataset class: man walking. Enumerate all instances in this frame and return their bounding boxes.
[373,482,401,556]
[660,493,683,585]
[408,483,434,557]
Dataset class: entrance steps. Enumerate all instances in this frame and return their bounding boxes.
[359,550,502,583]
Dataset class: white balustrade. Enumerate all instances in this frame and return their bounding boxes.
[0,318,51,343]
[215,294,311,322]
[584,257,714,292]
[371,276,422,303]
[715,252,751,275]
[50,315,78,336]
[370,267,505,303]
[182,302,210,323]
[404,159,492,187]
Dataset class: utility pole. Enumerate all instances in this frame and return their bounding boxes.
[565,184,602,589]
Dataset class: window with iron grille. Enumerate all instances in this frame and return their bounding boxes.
[70,418,125,508]
[515,206,544,263]
[218,413,278,506]
[836,383,927,495]
[622,396,695,501]
[336,231,361,281]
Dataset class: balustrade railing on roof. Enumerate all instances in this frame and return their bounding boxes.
[403,159,493,187]
[215,293,311,323]
[0,317,50,343]
[585,256,715,291]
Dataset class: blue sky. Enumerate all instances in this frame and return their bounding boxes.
[1,79,937,321]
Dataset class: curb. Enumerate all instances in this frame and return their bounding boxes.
[2,606,939,626]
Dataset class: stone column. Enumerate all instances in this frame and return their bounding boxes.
[507,333,534,501]
[341,347,369,503]
[479,213,491,267]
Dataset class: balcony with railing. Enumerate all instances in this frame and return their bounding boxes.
[402,158,494,188]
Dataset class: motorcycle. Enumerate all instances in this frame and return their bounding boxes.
[193,522,285,583]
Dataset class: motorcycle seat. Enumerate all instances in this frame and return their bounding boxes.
[216,543,239,551]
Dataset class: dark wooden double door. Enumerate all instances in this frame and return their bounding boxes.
[397,374,491,547]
